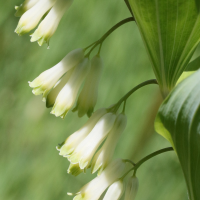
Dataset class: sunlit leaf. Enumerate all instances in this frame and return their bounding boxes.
[177,55,200,84]
[128,0,200,96]
[155,69,200,200]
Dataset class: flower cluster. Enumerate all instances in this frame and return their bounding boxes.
[68,159,139,200]
[15,0,73,46]
[29,49,103,118]
[57,107,139,199]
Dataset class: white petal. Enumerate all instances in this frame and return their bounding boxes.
[69,113,116,169]
[73,159,126,200]
[15,0,56,35]
[91,113,127,174]
[58,108,107,156]
[103,180,124,200]
[51,58,90,118]
[31,0,73,45]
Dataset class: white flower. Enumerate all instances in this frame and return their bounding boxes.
[73,159,126,200]
[68,112,117,169]
[124,176,139,200]
[73,55,103,117]
[91,113,127,175]
[29,48,84,100]
[15,0,56,35]
[15,0,40,17]
[31,0,73,46]
[51,57,90,118]
[103,180,124,200]
[57,108,107,156]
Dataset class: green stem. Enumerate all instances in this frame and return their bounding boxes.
[111,79,158,112]
[85,17,134,56]
[134,147,174,175]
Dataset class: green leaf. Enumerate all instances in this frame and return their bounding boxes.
[155,69,200,200]
[177,55,200,84]
[128,0,200,96]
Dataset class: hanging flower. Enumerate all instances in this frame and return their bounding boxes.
[29,48,84,101]
[67,112,117,170]
[31,0,73,46]
[124,176,139,200]
[91,113,127,175]
[57,108,107,156]
[103,179,124,200]
[73,55,103,117]
[72,159,126,200]
[15,0,40,17]
[15,0,56,35]
[50,57,90,118]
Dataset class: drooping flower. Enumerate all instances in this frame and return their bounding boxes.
[50,57,90,118]
[73,55,103,117]
[124,176,139,200]
[72,159,126,200]
[29,48,84,101]
[15,0,56,35]
[15,0,40,17]
[57,108,107,156]
[31,0,73,46]
[91,113,127,175]
[103,179,124,200]
[67,112,117,170]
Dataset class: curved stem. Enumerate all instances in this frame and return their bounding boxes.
[134,147,174,175]
[86,17,134,56]
[111,79,158,112]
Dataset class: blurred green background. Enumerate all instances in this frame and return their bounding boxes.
[0,0,190,200]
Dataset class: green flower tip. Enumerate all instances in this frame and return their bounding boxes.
[50,107,69,119]
[68,163,83,176]
[30,29,50,46]
[56,141,65,151]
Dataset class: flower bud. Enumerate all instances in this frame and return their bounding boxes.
[73,55,103,117]
[124,176,139,200]
[31,0,73,46]
[68,112,116,170]
[15,0,56,35]
[15,0,40,17]
[29,48,84,101]
[91,113,127,175]
[51,57,90,118]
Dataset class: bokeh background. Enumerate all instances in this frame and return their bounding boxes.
[0,0,194,199]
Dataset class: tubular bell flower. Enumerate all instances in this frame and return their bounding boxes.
[124,176,139,200]
[67,112,117,170]
[57,108,107,156]
[91,113,127,175]
[29,48,84,101]
[15,0,40,17]
[73,159,126,200]
[103,179,124,200]
[50,57,90,118]
[73,55,103,117]
[31,0,73,46]
[15,0,56,35]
